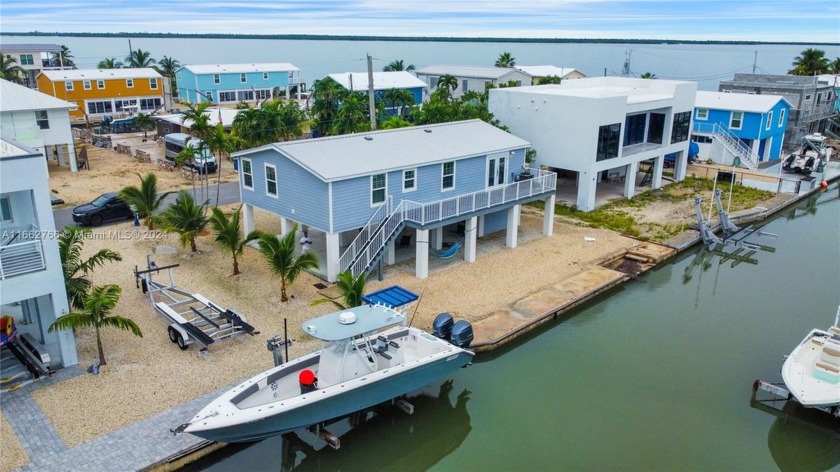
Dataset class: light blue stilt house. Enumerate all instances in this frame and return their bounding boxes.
[234,119,557,282]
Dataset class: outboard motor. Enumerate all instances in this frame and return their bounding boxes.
[432,313,454,341]
[450,320,474,348]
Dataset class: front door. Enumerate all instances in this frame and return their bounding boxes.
[487,153,507,188]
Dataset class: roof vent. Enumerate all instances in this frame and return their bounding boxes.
[424,129,432,133]
[364,136,373,141]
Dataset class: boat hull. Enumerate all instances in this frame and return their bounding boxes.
[781,329,840,408]
[186,350,473,443]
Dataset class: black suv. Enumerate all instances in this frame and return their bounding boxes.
[72,192,134,226]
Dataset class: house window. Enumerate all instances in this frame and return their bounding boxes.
[237,90,254,102]
[150,78,158,90]
[265,164,278,197]
[139,98,161,111]
[0,196,13,223]
[219,91,236,102]
[126,79,134,88]
[671,112,691,143]
[97,80,105,89]
[778,109,786,126]
[403,169,416,192]
[263,72,269,80]
[35,110,49,129]
[624,114,647,146]
[648,113,665,144]
[371,173,386,205]
[730,111,743,130]
[804,94,812,101]
[462,79,469,92]
[19,54,33,65]
[241,158,253,189]
[65,81,73,91]
[86,100,113,114]
[816,93,822,105]
[83,80,91,90]
[429,77,438,89]
[766,111,773,131]
[484,80,492,90]
[596,124,621,161]
[442,161,455,190]
[256,89,272,100]
[696,109,708,120]
[213,74,220,84]
[240,73,247,83]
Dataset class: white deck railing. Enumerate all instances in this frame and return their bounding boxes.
[0,240,46,280]
[693,122,759,170]
[339,170,557,277]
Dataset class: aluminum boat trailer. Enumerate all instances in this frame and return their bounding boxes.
[134,255,258,352]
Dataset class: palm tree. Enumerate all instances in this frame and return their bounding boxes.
[158,191,208,252]
[310,76,346,136]
[119,173,172,230]
[51,45,76,68]
[435,74,459,102]
[640,72,657,79]
[310,271,366,309]
[208,205,259,275]
[383,59,415,72]
[830,58,840,74]
[0,55,25,84]
[789,48,830,75]
[132,113,156,138]
[156,55,180,84]
[382,88,415,117]
[59,226,122,310]
[333,92,371,135]
[380,116,412,129]
[97,57,124,69]
[181,102,213,200]
[254,225,320,302]
[203,124,236,206]
[125,48,156,68]
[495,52,516,68]
[537,75,563,85]
[48,285,141,366]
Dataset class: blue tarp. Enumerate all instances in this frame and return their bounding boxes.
[362,285,420,309]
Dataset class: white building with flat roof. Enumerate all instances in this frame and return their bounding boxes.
[415,65,532,100]
[0,138,78,369]
[489,77,697,211]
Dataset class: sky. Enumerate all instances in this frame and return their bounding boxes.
[0,0,838,43]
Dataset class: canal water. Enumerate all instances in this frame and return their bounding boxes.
[188,185,840,471]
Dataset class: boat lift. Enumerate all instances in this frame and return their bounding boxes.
[694,189,778,252]
[134,255,258,352]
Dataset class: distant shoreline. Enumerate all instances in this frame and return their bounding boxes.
[0,31,836,46]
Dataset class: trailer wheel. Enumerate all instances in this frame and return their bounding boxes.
[176,332,189,351]
[168,326,178,343]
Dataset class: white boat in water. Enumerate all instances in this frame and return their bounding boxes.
[181,302,475,443]
[781,307,840,408]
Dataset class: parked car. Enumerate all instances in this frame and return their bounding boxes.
[71,192,134,226]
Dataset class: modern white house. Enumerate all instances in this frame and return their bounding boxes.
[0,79,79,172]
[415,65,532,100]
[234,120,557,282]
[489,77,697,212]
[516,65,587,84]
[0,138,78,370]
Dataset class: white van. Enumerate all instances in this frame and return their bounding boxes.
[163,133,218,174]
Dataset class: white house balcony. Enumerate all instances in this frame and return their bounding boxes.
[0,239,46,280]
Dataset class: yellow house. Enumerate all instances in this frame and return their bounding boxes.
[36,68,166,119]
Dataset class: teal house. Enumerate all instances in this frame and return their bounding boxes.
[175,63,302,105]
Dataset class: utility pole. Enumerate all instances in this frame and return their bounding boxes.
[367,54,377,130]
[128,39,133,66]
[752,51,758,74]
[622,50,632,77]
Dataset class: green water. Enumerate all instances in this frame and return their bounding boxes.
[192,185,840,471]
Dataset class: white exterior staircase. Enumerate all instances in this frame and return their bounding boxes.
[693,122,759,170]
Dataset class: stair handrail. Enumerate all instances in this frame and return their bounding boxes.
[694,122,759,170]
[336,196,394,273]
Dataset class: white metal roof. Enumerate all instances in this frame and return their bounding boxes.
[0,43,61,53]
[695,91,790,113]
[40,68,162,81]
[0,79,76,112]
[516,65,581,78]
[155,108,239,128]
[181,63,299,74]
[326,71,427,91]
[235,119,530,182]
[416,65,531,80]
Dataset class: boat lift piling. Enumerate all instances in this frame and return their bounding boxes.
[694,190,778,252]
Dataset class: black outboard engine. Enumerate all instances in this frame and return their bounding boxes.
[450,320,474,348]
[432,313,454,341]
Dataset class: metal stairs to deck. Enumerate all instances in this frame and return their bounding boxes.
[708,123,759,170]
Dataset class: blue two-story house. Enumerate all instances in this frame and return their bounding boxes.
[692,91,791,164]
[326,71,427,116]
[234,120,557,282]
[176,63,302,105]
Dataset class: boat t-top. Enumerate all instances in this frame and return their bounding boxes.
[781,306,840,409]
[181,290,475,443]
